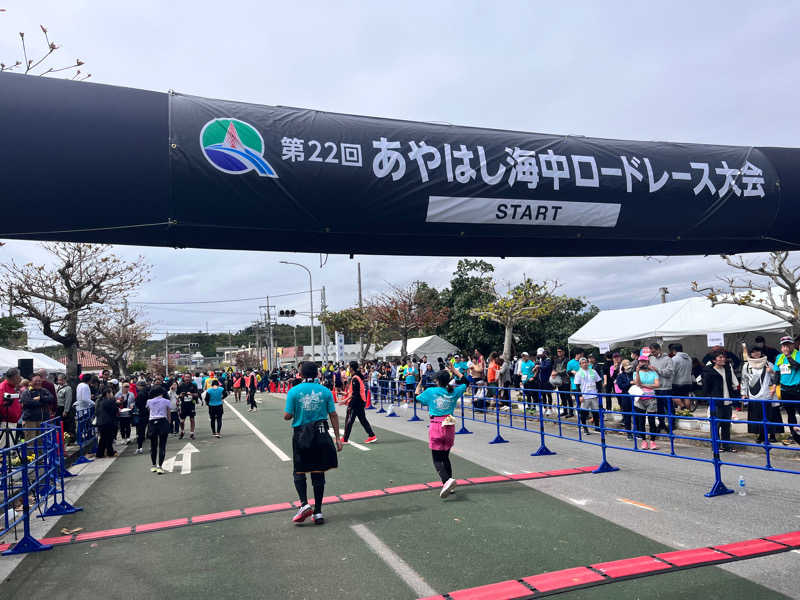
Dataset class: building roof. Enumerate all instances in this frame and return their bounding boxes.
[58,350,110,370]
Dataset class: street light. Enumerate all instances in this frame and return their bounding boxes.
[279,261,315,364]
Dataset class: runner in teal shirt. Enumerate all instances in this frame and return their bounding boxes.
[285,382,336,428]
[416,383,467,416]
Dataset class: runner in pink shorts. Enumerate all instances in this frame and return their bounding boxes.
[415,363,467,499]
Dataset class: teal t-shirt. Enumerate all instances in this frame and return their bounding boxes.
[416,384,467,416]
[520,360,535,382]
[453,361,469,373]
[285,382,335,428]
[206,387,224,406]
[636,369,658,392]
[405,367,418,385]
[774,351,800,387]
[566,359,581,389]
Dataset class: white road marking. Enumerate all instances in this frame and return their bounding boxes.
[502,470,514,475]
[162,442,199,474]
[351,523,437,598]
[330,429,369,451]
[224,400,290,462]
[566,497,590,506]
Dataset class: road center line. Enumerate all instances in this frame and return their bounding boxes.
[329,429,369,451]
[350,523,437,598]
[617,497,658,512]
[224,400,290,462]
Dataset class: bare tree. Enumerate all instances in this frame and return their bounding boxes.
[81,302,150,378]
[318,305,386,361]
[692,251,800,330]
[0,18,90,80]
[0,243,150,384]
[471,278,564,360]
[372,282,449,359]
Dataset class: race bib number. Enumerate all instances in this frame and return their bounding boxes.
[780,364,791,375]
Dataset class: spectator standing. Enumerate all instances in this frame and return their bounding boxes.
[702,350,739,452]
[573,357,600,435]
[36,369,57,417]
[519,352,536,410]
[649,343,674,432]
[56,373,74,434]
[603,353,622,412]
[634,349,660,450]
[566,349,584,419]
[741,346,781,444]
[669,343,694,410]
[615,359,634,439]
[115,382,135,444]
[551,348,572,417]
[535,348,554,416]
[773,336,800,446]
[95,387,119,458]
[755,335,778,363]
[21,374,54,441]
[146,387,171,473]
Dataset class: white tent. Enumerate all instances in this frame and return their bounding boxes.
[376,335,459,363]
[0,347,66,374]
[568,297,789,358]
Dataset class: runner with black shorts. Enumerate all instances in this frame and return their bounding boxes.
[284,362,342,525]
[177,372,199,440]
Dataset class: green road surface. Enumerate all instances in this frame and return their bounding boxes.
[0,394,789,600]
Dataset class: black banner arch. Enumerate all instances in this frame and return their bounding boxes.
[1,72,797,257]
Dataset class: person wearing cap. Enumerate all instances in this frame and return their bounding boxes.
[702,349,739,452]
[773,336,800,446]
[534,348,554,416]
[518,352,536,411]
[573,356,600,435]
[633,348,661,449]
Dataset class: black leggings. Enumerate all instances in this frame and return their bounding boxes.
[635,408,658,441]
[431,449,452,483]
[136,421,148,450]
[150,430,168,467]
[119,417,131,441]
[343,402,374,441]
[294,471,326,513]
[247,389,257,409]
[209,405,223,434]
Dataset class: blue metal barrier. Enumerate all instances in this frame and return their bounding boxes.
[401,382,799,497]
[73,407,97,465]
[1,417,82,555]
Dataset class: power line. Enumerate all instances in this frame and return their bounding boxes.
[130,289,322,305]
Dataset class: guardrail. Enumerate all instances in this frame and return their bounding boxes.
[1,417,82,555]
[367,380,799,497]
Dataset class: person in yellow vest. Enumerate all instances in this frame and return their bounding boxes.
[341,361,377,444]
[773,336,800,446]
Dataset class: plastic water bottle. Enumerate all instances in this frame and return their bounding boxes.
[738,475,746,496]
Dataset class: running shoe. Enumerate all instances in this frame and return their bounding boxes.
[190,433,195,440]
[179,432,184,440]
[440,478,457,498]
[156,467,165,475]
[135,448,143,455]
[640,440,648,449]
[312,513,325,525]
[150,466,158,473]
[648,441,658,450]
[292,504,313,523]
[340,437,348,444]
[364,436,377,444]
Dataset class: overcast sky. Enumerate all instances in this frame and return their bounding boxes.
[2,1,798,346]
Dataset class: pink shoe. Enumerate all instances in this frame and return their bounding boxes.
[640,440,648,449]
[649,441,658,450]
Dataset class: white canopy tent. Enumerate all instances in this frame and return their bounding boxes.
[568,297,790,358]
[376,335,459,363]
[0,347,66,375]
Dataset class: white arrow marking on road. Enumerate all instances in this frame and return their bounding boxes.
[162,442,199,475]
[566,497,590,506]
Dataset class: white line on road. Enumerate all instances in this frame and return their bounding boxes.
[330,429,369,451]
[225,400,290,462]
[566,497,590,506]
[351,523,437,598]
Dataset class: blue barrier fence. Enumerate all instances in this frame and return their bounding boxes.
[366,380,799,497]
[1,417,83,555]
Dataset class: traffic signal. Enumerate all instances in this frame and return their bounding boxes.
[279,309,297,317]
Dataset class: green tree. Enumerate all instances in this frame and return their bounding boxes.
[439,260,502,355]
[471,279,564,360]
[373,282,449,358]
[517,296,599,352]
[318,305,386,360]
[0,316,25,347]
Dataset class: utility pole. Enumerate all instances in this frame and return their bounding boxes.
[320,286,328,362]
[266,297,274,372]
[659,287,669,304]
[293,324,298,366]
[165,330,168,378]
[255,323,260,369]
[358,262,363,358]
